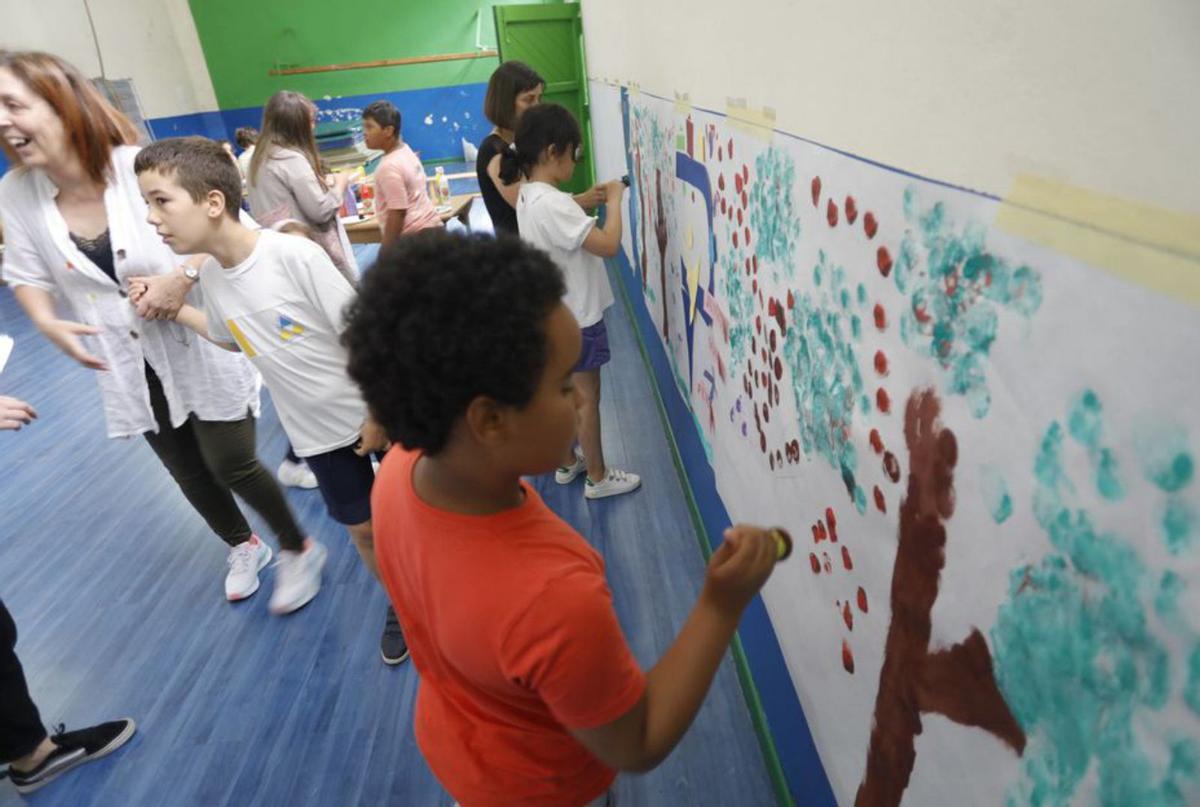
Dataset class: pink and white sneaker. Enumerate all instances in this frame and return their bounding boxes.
[225,535,272,601]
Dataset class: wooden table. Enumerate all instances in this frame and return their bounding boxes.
[344,193,479,245]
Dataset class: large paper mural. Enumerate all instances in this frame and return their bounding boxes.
[589,82,1200,805]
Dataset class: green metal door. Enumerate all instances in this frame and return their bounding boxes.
[493,3,594,194]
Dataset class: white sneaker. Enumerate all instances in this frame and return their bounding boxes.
[555,449,586,484]
[226,535,272,601]
[584,468,642,500]
[277,458,318,489]
[270,539,327,615]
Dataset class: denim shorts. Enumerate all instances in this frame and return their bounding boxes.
[575,320,611,372]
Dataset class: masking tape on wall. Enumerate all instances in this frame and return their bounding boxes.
[995,175,1200,308]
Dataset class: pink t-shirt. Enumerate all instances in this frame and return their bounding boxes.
[373,144,443,236]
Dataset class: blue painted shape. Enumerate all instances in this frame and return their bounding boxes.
[620,87,642,283]
[675,150,717,385]
[611,247,836,807]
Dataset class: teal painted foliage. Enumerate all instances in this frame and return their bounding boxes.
[992,393,1200,806]
[896,187,1043,418]
[748,145,801,275]
[781,251,869,513]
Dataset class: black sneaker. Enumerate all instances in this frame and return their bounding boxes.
[381,606,409,665]
[9,718,136,794]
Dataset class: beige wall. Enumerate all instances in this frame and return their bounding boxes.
[581,0,1200,215]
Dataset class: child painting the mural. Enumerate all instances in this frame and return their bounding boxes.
[131,136,409,664]
[501,103,641,500]
[342,231,785,806]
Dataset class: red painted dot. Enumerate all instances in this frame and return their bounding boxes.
[811,176,822,207]
[769,330,777,351]
[883,451,901,483]
[874,350,889,376]
[720,197,727,215]
[786,290,794,309]
[718,174,726,191]
[811,525,821,544]
[816,521,828,543]
[869,429,884,454]
[877,388,891,414]
[727,138,734,158]
[857,587,869,613]
[827,199,839,227]
[842,640,855,674]
[826,508,838,541]
[745,257,752,274]
[760,433,767,452]
[873,304,887,331]
[843,601,854,630]
[762,403,770,423]
[744,227,751,245]
[841,546,854,571]
[741,190,748,208]
[742,164,749,182]
[774,357,783,380]
[864,212,878,239]
[734,232,740,249]
[877,246,893,277]
[874,486,887,513]
[809,553,821,574]
[735,173,743,194]
[845,196,858,224]
[737,207,744,226]
[752,255,759,273]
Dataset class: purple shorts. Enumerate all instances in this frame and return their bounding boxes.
[575,320,611,372]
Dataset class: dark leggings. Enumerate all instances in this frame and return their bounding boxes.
[141,366,305,551]
[0,598,45,762]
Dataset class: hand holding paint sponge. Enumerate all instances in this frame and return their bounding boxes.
[703,525,792,615]
[770,527,794,560]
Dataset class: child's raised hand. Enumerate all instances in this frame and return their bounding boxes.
[700,524,781,617]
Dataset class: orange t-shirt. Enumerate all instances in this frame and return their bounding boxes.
[372,447,647,807]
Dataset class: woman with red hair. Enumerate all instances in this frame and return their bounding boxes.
[0,51,322,614]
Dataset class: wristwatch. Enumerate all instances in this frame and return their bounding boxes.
[183,265,200,282]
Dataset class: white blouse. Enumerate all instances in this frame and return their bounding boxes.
[0,145,260,439]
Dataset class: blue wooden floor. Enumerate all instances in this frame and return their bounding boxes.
[0,255,776,805]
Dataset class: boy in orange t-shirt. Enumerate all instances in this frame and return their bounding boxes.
[343,232,783,807]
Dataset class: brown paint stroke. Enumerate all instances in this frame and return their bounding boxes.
[655,169,670,340]
[855,390,1025,807]
[636,148,648,289]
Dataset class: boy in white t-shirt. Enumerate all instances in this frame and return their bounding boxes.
[131,137,409,664]
[503,103,640,500]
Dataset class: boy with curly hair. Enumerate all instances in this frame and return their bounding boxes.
[343,232,784,806]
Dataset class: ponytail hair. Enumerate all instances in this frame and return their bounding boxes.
[497,103,582,185]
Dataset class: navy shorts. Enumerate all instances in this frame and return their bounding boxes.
[575,320,611,372]
[303,444,377,525]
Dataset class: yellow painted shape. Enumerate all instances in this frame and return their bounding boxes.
[687,257,701,324]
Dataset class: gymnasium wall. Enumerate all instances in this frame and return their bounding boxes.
[582,1,1200,805]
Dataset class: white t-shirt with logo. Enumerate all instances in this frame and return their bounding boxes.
[200,229,365,457]
[517,181,613,328]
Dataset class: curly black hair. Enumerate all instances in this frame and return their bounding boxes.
[343,231,566,455]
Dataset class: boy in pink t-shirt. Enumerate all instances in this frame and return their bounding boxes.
[343,233,784,807]
[362,100,443,247]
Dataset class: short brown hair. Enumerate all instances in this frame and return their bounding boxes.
[0,51,140,185]
[234,127,258,149]
[483,61,544,130]
[134,137,244,221]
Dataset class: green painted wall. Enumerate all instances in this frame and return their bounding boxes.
[188,0,555,110]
